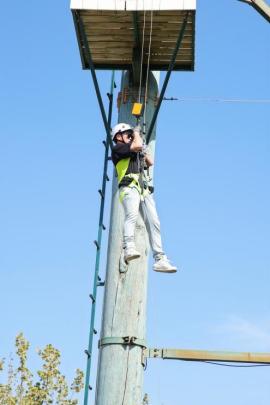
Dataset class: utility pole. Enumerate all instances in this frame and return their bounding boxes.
[94,70,159,405]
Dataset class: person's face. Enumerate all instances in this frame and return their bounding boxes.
[116,131,133,143]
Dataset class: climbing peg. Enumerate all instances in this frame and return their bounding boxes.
[97,281,105,287]
[98,189,104,199]
[107,92,113,101]
[89,294,96,303]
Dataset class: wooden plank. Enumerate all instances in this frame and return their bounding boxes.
[82,15,192,23]
[82,16,190,22]
[88,40,193,50]
[81,10,194,17]
[88,40,193,47]
[85,27,193,35]
[90,57,192,64]
[90,53,192,59]
[83,21,193,30]
[83,25,193,34]
[89,50,193,58]
[86,33,193,41]
[90,46,193,54]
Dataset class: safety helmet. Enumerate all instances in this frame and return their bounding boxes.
[111,123,133,141]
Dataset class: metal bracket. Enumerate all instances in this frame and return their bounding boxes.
[144,348,163,359]
[99,336,147,349]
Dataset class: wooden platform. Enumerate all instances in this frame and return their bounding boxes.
[72,9,196,71]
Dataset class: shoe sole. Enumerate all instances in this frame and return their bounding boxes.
[154,268,177,273]
[125,254,141,263]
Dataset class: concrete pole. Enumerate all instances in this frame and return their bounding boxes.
[94,70,159,405]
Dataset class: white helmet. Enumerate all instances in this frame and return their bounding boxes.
[111,123,133,141]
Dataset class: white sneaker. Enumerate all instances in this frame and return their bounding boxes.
[153,255,177,273]
[124,247,141,263]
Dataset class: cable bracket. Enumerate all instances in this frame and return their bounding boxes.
[99,336,147,349]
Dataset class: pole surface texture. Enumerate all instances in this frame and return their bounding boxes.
[94,71,159,405]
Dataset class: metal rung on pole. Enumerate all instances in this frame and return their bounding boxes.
[98,189,105,199]
[97,281,105,287]
[89,294,95,303]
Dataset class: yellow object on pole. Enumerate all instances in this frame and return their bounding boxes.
[132,102,144,117]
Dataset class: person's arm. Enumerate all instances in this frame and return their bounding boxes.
[144,154,154,167]
[130,129,143,152]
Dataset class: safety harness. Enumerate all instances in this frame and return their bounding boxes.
[115,153,152,202]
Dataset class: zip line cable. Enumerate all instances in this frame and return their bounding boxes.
[163,96,270,103]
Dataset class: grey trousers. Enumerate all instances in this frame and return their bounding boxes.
[121,186,164,259]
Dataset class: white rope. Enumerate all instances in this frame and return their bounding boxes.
[143,8,153,126]
[138,10,146,103]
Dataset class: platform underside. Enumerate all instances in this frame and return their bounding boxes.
[72,9,195,71]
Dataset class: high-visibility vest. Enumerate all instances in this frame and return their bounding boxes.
[115,157,149,202]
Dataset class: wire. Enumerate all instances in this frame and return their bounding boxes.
[163,96,270,104]
[181,359,270,368]
[204,361,270,368]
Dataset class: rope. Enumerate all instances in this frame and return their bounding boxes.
[143,8,154,127]
[138,9,146,104]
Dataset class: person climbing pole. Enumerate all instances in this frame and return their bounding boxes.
[111,122,177,273]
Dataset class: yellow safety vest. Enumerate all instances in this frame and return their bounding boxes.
[115,157,149,202]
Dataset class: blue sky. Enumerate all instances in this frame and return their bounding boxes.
[1,0,270,404]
